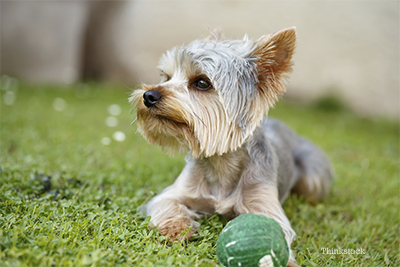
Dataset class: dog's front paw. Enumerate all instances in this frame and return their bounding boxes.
[156,218,198,242]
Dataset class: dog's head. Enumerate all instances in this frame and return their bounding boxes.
[130,28,296,157]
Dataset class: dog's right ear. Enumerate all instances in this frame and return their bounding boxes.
[252,27,297,105]
[205,28,224,41]
[254,27,296,78]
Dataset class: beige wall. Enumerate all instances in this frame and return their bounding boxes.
[1,1,89,83]
[1,1,399,118]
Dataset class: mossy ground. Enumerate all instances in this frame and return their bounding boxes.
[1,82,398,266]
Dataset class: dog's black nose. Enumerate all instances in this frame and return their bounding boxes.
[143,90,162,108]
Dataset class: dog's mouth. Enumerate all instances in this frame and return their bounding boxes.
[152,113,189,129]
[135,96,193,135]
[140,92,191,125]
[135,98,199,155]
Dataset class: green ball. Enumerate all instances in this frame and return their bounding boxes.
[217,214,289,267]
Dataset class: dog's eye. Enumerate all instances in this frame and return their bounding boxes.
[193,78,212,91]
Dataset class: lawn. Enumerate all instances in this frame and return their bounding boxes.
[1,80,399,266]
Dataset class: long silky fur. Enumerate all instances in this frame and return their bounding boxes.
[131,28,296,157]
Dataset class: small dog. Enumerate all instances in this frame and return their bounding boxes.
[130,27,333,266]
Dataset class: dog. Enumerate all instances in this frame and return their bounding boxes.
[130,27,334,266]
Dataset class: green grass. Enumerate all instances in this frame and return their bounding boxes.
[1,82,399,267]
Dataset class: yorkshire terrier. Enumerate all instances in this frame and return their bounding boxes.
[130,27,334,266]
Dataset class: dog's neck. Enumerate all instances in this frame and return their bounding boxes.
[196,147,249,199]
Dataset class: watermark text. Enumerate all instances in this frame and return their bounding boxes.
[321,247,365,255]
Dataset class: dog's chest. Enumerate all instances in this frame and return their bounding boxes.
[198,148,249,200]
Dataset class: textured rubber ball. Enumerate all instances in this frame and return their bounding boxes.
[216,214,289,267]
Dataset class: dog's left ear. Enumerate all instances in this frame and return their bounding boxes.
[252,27,296,101]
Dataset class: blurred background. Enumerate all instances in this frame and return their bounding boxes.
[1,1,399,119]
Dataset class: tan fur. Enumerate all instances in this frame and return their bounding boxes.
[153,200,198,241]
[252,27,296,112]
[291,174,330,205]
[130,85,199,155]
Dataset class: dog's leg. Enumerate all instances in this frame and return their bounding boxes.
[144,189,201,241]
[143,160,214,241]
[292,137,334,205]
[232,183,298,266]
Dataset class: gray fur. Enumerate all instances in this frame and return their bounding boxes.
[162,38,259,130]
[261,118,334,202]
